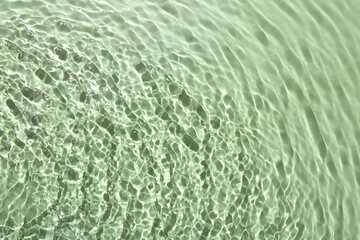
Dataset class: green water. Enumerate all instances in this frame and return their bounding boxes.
[1,0,360,239]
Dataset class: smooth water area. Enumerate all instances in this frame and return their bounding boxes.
[1,0,360,239]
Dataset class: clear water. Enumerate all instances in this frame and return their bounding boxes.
[1,0,360,239]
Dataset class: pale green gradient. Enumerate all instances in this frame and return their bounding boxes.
[0,0,359,239]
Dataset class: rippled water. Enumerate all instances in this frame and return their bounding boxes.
[1,0,360,239]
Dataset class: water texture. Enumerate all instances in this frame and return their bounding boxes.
[1,0,360,239]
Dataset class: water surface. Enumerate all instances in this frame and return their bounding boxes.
[1,0,360,239]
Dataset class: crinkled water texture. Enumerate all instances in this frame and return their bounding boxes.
[1,0,360,239]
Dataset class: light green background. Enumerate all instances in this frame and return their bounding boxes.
[1,0,359,239]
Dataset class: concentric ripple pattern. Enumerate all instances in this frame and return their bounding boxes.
[1,0,360,239]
